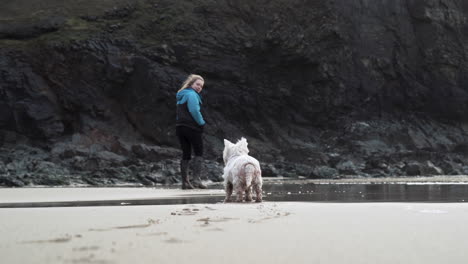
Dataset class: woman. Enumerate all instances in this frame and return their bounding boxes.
[176,74,207,189]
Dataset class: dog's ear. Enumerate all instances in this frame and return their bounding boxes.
[224,139,233,146]
[239,137,248,146]
[237,137,249,153]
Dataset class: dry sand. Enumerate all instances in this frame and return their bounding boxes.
[1,186,468,264]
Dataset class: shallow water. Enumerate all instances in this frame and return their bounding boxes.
[263,182,468,203]
[1,182,467,208]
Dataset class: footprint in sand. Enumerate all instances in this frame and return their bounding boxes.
[196,217,239,226]
[137,232,168,237]
[171,207,201,216]
[65,255,113,264]
[88,219,159,232]
[164,237,189,244]
[206,227,224,232]
[72,246,100,252]
[21,235,73,244]
[248,212,291,224]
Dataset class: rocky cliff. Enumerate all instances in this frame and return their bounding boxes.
[1,0,468,186]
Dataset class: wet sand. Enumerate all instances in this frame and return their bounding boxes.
[2,176,468,207]
[1,185,468,264]
[0,187,225,203]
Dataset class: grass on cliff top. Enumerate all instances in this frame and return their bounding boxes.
[0,0,143,45]
[0,0,202,48]
[1,0,135,19]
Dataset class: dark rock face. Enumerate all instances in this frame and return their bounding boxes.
[1,0,468,186]
[336,0,468,120]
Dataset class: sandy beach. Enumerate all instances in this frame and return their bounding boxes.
[1,186,468,264]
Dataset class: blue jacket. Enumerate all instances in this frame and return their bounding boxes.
[176,88,206,129]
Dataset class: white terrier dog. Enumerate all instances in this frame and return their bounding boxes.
[222,138,263,203]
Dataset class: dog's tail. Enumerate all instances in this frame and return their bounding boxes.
[244,163,256,188]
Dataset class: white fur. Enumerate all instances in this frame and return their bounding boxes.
[223,138,263,203]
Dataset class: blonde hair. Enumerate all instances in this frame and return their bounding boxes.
[178,74,204,92]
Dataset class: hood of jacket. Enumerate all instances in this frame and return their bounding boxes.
[176,88,202,104]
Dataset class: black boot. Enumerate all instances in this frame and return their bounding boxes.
[191,156,207,189]
[180,160,194,190]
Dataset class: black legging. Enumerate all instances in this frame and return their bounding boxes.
[176,126,203,160]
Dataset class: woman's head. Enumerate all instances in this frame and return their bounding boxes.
[178,74,204,93]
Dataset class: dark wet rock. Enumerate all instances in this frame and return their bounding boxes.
[311,166,339,179]
[81,172,112,186]
[293,164,315,178]
[326,153,342,168]
[261,163,279,177]
[32,161,70,175]
[72,157,100,171]
[204,162,224,182]
[272,162,300,178]
[94,151,127,164]
[0,161,6,174]
[364,158,389,171]
[34,174,70,186]
[162,161,179,178]
[0,175,25,187]
[439,159,465,175]
[336,160,363,176]
[97,167,136,183]
[131,144,179,162]
[352,140,394,156]
[404,160,444,176]
[142,171,166,185]
[452,143,468,155]
[386,166,404,177]
[421,161,444,176]
[164,175,180,185]
[136,173,156,186]
[404,162,422,176]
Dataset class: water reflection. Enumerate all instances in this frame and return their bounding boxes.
[1,183,467,208]
[263,183,468,203]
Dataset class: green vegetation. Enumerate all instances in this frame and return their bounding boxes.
[0,0,225,50]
